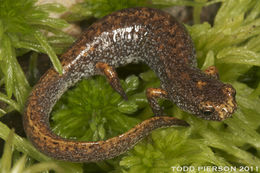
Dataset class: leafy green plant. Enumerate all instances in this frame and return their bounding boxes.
[0,129,82,173]
[0,0,74,114]
[51,76,141,141]
[1,0,260,172]
[64,0,222,22]
[64,0,151,21]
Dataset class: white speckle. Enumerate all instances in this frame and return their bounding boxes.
[128,33,131,39]
[125,26,133,32]
[113,32,117,42]
[133,33,138,40]
[134,25,141,32]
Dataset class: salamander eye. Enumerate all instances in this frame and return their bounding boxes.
[200,105,215,116]
[202,109,213,116]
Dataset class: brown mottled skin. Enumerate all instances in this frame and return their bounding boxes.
[23,7,237,162]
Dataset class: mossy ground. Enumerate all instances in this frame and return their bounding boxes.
[0,0,260,173]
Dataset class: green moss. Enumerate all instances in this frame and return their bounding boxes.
[1,0,260,172]
[0,129,81,173]
[64,0,151,21]
[51,76,140,141]
[0,0,74,113]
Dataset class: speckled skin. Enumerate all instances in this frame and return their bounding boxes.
[23,7,237,162]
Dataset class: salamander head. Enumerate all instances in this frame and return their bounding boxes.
[164,65,237,121]
[197,83,237,121]
[167,68,237,121]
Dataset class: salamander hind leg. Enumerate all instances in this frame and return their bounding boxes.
[96,62,128,100]
[204,66,219,79]
[146,88,168,116]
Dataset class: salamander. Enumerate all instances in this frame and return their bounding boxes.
[23,7,237,162]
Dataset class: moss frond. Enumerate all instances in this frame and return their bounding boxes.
[0,0,74,113]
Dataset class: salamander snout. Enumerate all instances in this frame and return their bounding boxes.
[198,84,237,121]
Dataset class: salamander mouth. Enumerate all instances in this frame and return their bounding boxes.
[198,98,237,121]
[197,83,237,121]
[214,98,237,120]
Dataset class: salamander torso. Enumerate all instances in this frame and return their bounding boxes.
[23,7,237,162]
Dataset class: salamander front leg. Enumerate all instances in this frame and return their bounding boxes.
[96,62,127,100]
[146,88,168,116]
[204,66,219,79]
